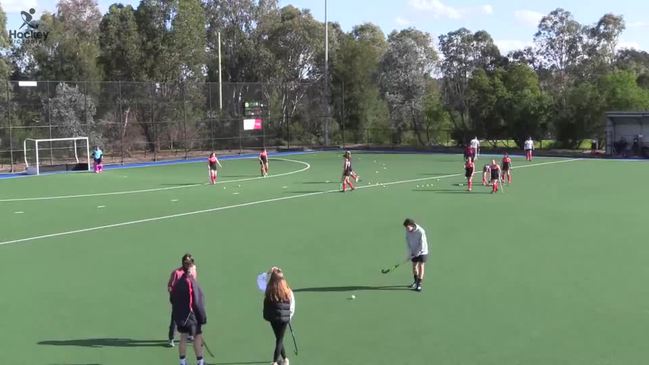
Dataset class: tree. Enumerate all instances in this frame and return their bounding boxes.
[615,49,649,88]
[0,3,10,81]
[167,0,206,82]
[135,0,173,81]
[204,0,279,82]
[500,63,549,147]
[599,70,649,110]
[262,6,324,141]
[533,8,585,86]
[587,14,625,66]
[554,70,649,147]
[422,82,452,145]
[379,28,437,145]
[333,23,389,142]
[438,28,501,137]
[467,68,507,142]
[98,4,141,81]
[27,0,103,81]
[44,82,100,142]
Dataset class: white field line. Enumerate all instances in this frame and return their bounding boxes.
[0,158,581,247]
[0,158,310,202]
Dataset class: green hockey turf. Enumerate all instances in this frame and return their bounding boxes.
[0,152,647,365]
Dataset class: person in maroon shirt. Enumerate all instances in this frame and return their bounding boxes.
[171,259,207,365]
[259,149,269,177]
[464,157,475,192]
[340,152,355,192]
[502,152,512,184]
[167,254,197,347]
[489,160,502,193]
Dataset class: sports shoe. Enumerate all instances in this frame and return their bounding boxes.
[168,339,175,348]
[409,281,417,289]
[282,358,290,365]
[415,284,422,292]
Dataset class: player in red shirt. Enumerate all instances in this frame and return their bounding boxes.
[463,145,474,161]
[259,149,269,177]
[167,253,198,348]
[464,157,475,191]
[341,153,355,192]
[345,151,359,182]
[501,152,512,184]
[208,152,222,184]
[489,159,502,193]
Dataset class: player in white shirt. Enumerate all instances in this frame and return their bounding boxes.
[524,137,534,161]
[403,218,429,292]
[470,137,480,161]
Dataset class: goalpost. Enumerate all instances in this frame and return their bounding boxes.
[23,137,91,175]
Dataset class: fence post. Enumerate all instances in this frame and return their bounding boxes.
[208,83,214,152]
[182,82,188,159]
[341,81,345,148]
[118,81,124,165]
[7,81,14,172]
[47,82,54,165]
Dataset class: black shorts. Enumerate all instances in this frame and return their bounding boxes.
[503,164,510,171]
[465,169,474,178]
[411,254,428,263]
[176,313,202,336]
[94,158,102,164]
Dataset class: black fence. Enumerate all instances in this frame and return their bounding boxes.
[0,80,337,172]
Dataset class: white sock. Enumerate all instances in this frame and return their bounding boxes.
[197,359,205,365]
[179,358,187,365]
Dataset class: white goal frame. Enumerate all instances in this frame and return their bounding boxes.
[23,137,91,175]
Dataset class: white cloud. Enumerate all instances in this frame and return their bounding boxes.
[627,21,649,28]
[2,0,38,13]
[495,39,533,54]
[481,5,494,15]
[514,10,544,27]
[409,0,462,19]
[617,41,641,51]
[408,0,493,20]
[395,17,412,26]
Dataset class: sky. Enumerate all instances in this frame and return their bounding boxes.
[2,0,649,53]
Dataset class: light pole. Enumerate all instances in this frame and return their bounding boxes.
[324,0,330,146]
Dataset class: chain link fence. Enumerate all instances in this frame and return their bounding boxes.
[1,80,594,173]
[0,80,338,172]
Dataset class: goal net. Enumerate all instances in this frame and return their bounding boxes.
[23,137,91,175]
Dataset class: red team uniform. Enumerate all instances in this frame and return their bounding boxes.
[490,161,501,193]
[259,150,269,176]
[464,158,475,191]
[341,157,355,192]
[502,154,512,184]
[208,154,219,184]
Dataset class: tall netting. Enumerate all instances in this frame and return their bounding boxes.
[23,137,90,175]
[0,79,439,173]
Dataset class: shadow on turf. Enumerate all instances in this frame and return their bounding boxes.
[294,285,409,293]
[38,338,168,348]
[209,362,267,365]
